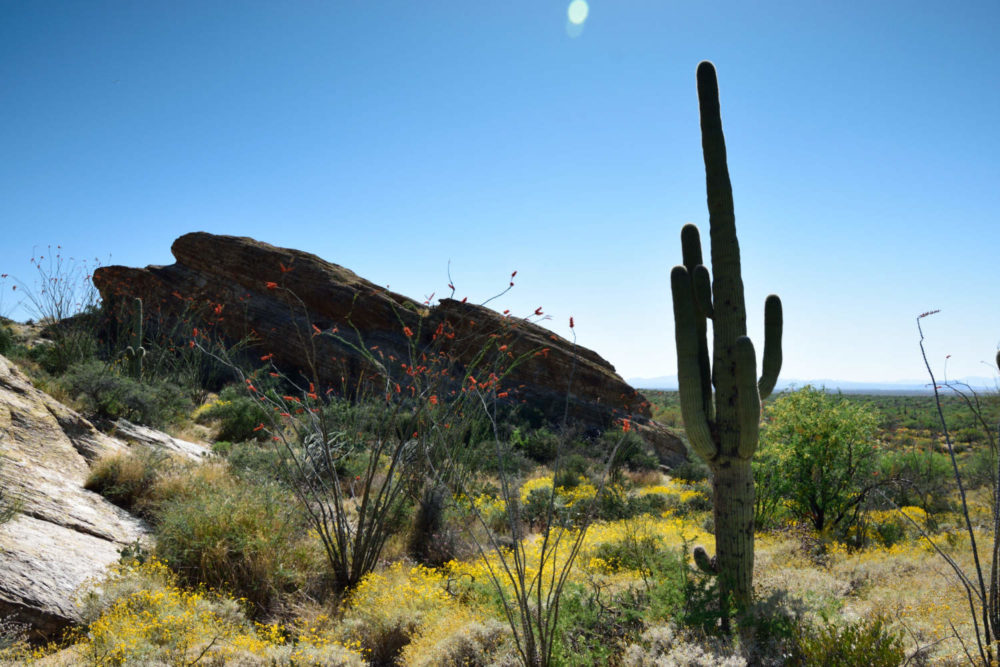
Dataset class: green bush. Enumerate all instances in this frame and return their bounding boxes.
[554,453,590,489]
[589,536,719,632]
[60,360,192,427]
[959,444,998,492]
[879,448,954,513]
[669,453,711,484]
[552,583,646,666]
[212,439,287,483]
[512,426,560,463]
[0,325,14,356]
[755,386,882,535]
[601,429,659,473]
[152,465,319,615]
[196,384,270,443]
[793,614,905,666]
[27,326,99,375]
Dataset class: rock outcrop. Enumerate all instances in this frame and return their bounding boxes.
[93,233,683,463]
[0,355,208,638]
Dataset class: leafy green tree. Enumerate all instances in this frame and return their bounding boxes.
[754,386,881,533]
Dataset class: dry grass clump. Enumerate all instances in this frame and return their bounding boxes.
[83,447,170,516]
[151,462,326,616]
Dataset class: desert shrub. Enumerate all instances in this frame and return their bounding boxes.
[195,384,270,443]
[622,623,746,666]
[737,590,807,665]
[588,533,725,634]
[512,426,560,463]
[755,386,882,535]
[60,360,192,427]
[152,465,317,614]
[958,444,999,491]
[519,473,602,529]
[0,615,27,656]
[551,583,646,665]
[74,558,247,665]
[878,448,954,514]
[602,428,660,473]
[212,438,287,483]
[793,613,904,666]
[83,447,166,515]
[636,479,711,517]
[0,326,13,357]
[341,562,459,666]
[26,324,99,375]
[669,452,711,484]
[408,483,466,567]
[554,453,591,488]
[403,616,517,667]
[847,506,928,549]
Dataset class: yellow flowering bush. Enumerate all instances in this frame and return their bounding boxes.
[340,562,465,664]
[637,479,710,514]
[845,506,929,547]
[519,474,597,506]
[6,558,365,666]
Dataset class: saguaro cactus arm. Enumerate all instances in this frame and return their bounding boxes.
[671,266,716,461]
[680,224,714,419]
[758,294,783,399]
[735,336,761,460]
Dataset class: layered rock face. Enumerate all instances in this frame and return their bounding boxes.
[93,233,680,453]
[0,355,208,639]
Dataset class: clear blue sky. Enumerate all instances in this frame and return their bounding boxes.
[2,1,999,385]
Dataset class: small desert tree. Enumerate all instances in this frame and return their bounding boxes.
[754,386,881,534]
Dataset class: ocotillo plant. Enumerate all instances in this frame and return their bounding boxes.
[670,61,783,626]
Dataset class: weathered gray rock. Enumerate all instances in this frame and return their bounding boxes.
[0,356,208,639]
[109,419,208,462]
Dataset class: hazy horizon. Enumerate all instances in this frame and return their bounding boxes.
[3,2,999,385]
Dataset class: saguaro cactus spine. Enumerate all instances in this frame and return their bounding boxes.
[670,61,783,623]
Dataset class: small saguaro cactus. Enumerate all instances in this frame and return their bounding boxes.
[670,61,783,624]
[123,297,146,380]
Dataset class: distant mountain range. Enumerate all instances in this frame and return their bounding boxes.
[627,375,999,395]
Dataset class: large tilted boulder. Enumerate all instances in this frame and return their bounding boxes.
[0,355,208,639]
[93,232,685,463]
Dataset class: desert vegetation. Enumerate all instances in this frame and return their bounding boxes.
[2,288,993,665]
[1,62,997,667]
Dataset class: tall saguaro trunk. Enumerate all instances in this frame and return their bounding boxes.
[670,61,784,626]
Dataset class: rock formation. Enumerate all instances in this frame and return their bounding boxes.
[93,233,685,463]
[0,355,208,639]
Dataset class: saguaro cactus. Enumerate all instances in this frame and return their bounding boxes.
[670,61,783,623]
[123,297,146,380]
